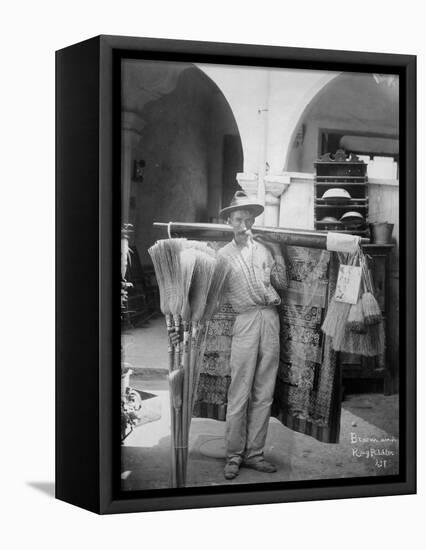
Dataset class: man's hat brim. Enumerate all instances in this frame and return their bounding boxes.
[220,202,264,218]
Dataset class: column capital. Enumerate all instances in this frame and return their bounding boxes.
[236,172,259,199]
[264,174,290,200]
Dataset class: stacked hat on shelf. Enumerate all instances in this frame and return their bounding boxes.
[314,149,369,238]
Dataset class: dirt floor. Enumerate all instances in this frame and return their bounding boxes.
[121,318,399,491]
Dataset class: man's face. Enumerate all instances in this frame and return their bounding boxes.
[228,210,255,244]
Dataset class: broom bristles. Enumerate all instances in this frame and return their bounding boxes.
[190,253,216,322]
[148,243,169,315]
[347,299,366,333]
[169,368,184,410]
[179,249,198,322]
[201,256,231,322]
[161,239,186,316]
[366,321,385,356]
[322,298,352,337]
[148,238,187,316]
[362,292,382,325]
[332,320,384,356]
[333,326,361,354]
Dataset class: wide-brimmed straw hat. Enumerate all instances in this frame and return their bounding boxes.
[219,190,264,218]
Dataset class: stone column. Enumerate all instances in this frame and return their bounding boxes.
[263,174,290,227]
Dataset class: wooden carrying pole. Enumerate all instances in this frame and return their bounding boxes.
[153,222,369,249]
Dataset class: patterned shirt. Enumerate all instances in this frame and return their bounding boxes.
[218,239,288,313]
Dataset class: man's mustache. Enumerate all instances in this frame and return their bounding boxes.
[236,229,253,238]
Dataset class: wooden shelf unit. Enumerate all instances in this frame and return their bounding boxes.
[314,150,369,237]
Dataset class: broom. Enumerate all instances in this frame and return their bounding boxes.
[360,254,382,325]
[182,251,217,484]
[176,248,199,486]
[148,238,187,488]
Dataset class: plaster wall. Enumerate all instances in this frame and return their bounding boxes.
[280,182,315,229]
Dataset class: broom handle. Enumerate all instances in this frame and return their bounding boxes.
[176,407,187,489]
[165,315,178,486]
[179,324,199,486]
[187,324,199,419]
[181,323,191,483]
[175,407,184,488]
[173,314,182,370]
[181,323,204,485]
[165,315,175,373]
[189,323,200,414]
[168,378,177,488]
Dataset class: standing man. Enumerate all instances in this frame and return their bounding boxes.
[218,190,288,480]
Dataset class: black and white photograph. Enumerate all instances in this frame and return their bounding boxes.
[4,0,423,543]
[119,58,402,490]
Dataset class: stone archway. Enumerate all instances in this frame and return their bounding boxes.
[121,59,243,265]
[196,64,340,226]
[285,71,399,173]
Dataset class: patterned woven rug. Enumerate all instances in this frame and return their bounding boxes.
[193,245,341,443]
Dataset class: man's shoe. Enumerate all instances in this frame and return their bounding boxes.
[224,460,240,480]
[243,459,277,473]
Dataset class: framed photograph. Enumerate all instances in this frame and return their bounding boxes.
[56,35,416,514]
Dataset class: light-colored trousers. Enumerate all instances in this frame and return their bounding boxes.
[225,306,280,464]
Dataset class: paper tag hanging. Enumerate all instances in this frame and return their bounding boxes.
[334,265,362,304]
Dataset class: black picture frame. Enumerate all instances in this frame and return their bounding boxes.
[56,35,416,514]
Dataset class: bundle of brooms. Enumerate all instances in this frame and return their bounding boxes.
[148,238,231,487]
[322,246,384,357]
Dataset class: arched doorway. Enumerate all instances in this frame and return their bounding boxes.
[285,72,399,173]
[121,59,243,266]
